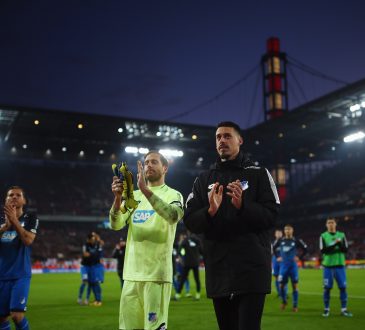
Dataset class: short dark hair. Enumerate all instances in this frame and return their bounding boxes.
[6,186,25,199]
[284,224,293,229]
[144,151,169,167]
[217,121,242,137]
[326,217,337,223]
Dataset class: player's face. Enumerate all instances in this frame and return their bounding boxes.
[5,189,26,209]
[275,230,283,239]
[284,226,293,238]
[144,153,167,183]
[216,127,243,160]
[326,220,337,232]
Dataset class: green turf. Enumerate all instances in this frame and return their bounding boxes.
[25,269,364,329]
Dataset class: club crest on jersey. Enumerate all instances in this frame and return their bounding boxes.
[241,180,249,190]
[208,183,215,190]
[148,312,157,322]
[133,210,155,224]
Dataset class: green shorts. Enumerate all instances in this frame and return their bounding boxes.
[119,280,172,330]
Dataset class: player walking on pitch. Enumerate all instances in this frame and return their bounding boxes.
[109,151,184,330]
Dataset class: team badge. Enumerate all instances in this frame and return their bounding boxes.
[241,180,249,190]
[148,312,157,322]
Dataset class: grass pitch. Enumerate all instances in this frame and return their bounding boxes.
[26,268,364,329]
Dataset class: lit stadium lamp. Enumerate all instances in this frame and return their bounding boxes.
[79,150,85,157]
[22,144,27,149]
[349,104,360,112]
[11,146,16,154]
[138,147,149,154]
[99,149,105,155]
[192,134,197,140]
[159,149,184,157]
[62,147,67,152]
[77,123,83,129]
[343,131,365,143]
[125,146,138,154]
[117,128,123,133]
[290,158,296,163]
[34,119,40,125]
[361,101,365,108]
[45,149,52,156]
[156,131,162,137]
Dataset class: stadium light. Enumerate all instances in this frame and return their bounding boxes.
[117,128,123,133]
[62,147,67,152]
[22,144,27,149]
[192,134,197,140]
[125,146,138,154]
[159,149,184,158]
[138,148,149,154]
[349,104,360,112]
[361,101,365,108]
[343,131,365,143]
[99,149,105,155]
[34,120,40,125]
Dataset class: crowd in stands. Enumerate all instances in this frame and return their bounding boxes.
[1,156,364,266]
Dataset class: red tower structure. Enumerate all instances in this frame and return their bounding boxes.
[261,37,288,120]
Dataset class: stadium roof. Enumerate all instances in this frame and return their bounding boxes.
[1,77,365,167]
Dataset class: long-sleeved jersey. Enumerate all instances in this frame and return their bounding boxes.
[110,184,183,283]
[273,237,307,264]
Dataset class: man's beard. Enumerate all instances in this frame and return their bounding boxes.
[146,172,162,183]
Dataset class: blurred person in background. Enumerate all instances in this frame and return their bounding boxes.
[112,236,127,289]
[273,224,307,312]
[174,232,202,301]
[320,218,352,317]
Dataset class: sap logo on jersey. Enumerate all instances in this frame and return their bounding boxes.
[133,210,155,223]
[1,231,17,242]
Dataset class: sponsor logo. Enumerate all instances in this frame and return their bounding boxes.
[133,210,155,224]
[1,231,17,242]
[148,312,157,322]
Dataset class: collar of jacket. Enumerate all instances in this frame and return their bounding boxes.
[215,151,252,169]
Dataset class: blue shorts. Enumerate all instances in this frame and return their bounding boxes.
[80,265,89,281]
[272,256,281,277]
[323,266,347,289]
[88,264,104,284]
[0,277,31,316]
[278,262,298,284]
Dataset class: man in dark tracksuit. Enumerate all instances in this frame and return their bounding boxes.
[175,233,202,300]
[184,121,280,330]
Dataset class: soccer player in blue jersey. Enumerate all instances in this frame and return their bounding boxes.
[0,186,39,330]
[273,224,307,312]
[78,232,104,306]
[272,229,283,296]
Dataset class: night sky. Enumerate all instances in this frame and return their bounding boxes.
[1,0,365,129]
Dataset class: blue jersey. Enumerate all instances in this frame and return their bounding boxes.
[81,242,103,266]
[273,237,307,264]
[0,212,39,280]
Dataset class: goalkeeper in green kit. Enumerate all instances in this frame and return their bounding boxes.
[320,218,352,317]
[109,151,184,330]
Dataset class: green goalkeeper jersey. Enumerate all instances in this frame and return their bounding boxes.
[109,184,183,283]
[320,231,347,267]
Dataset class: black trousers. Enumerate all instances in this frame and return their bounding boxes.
[212,293,266,330]
[177,266,201,293]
